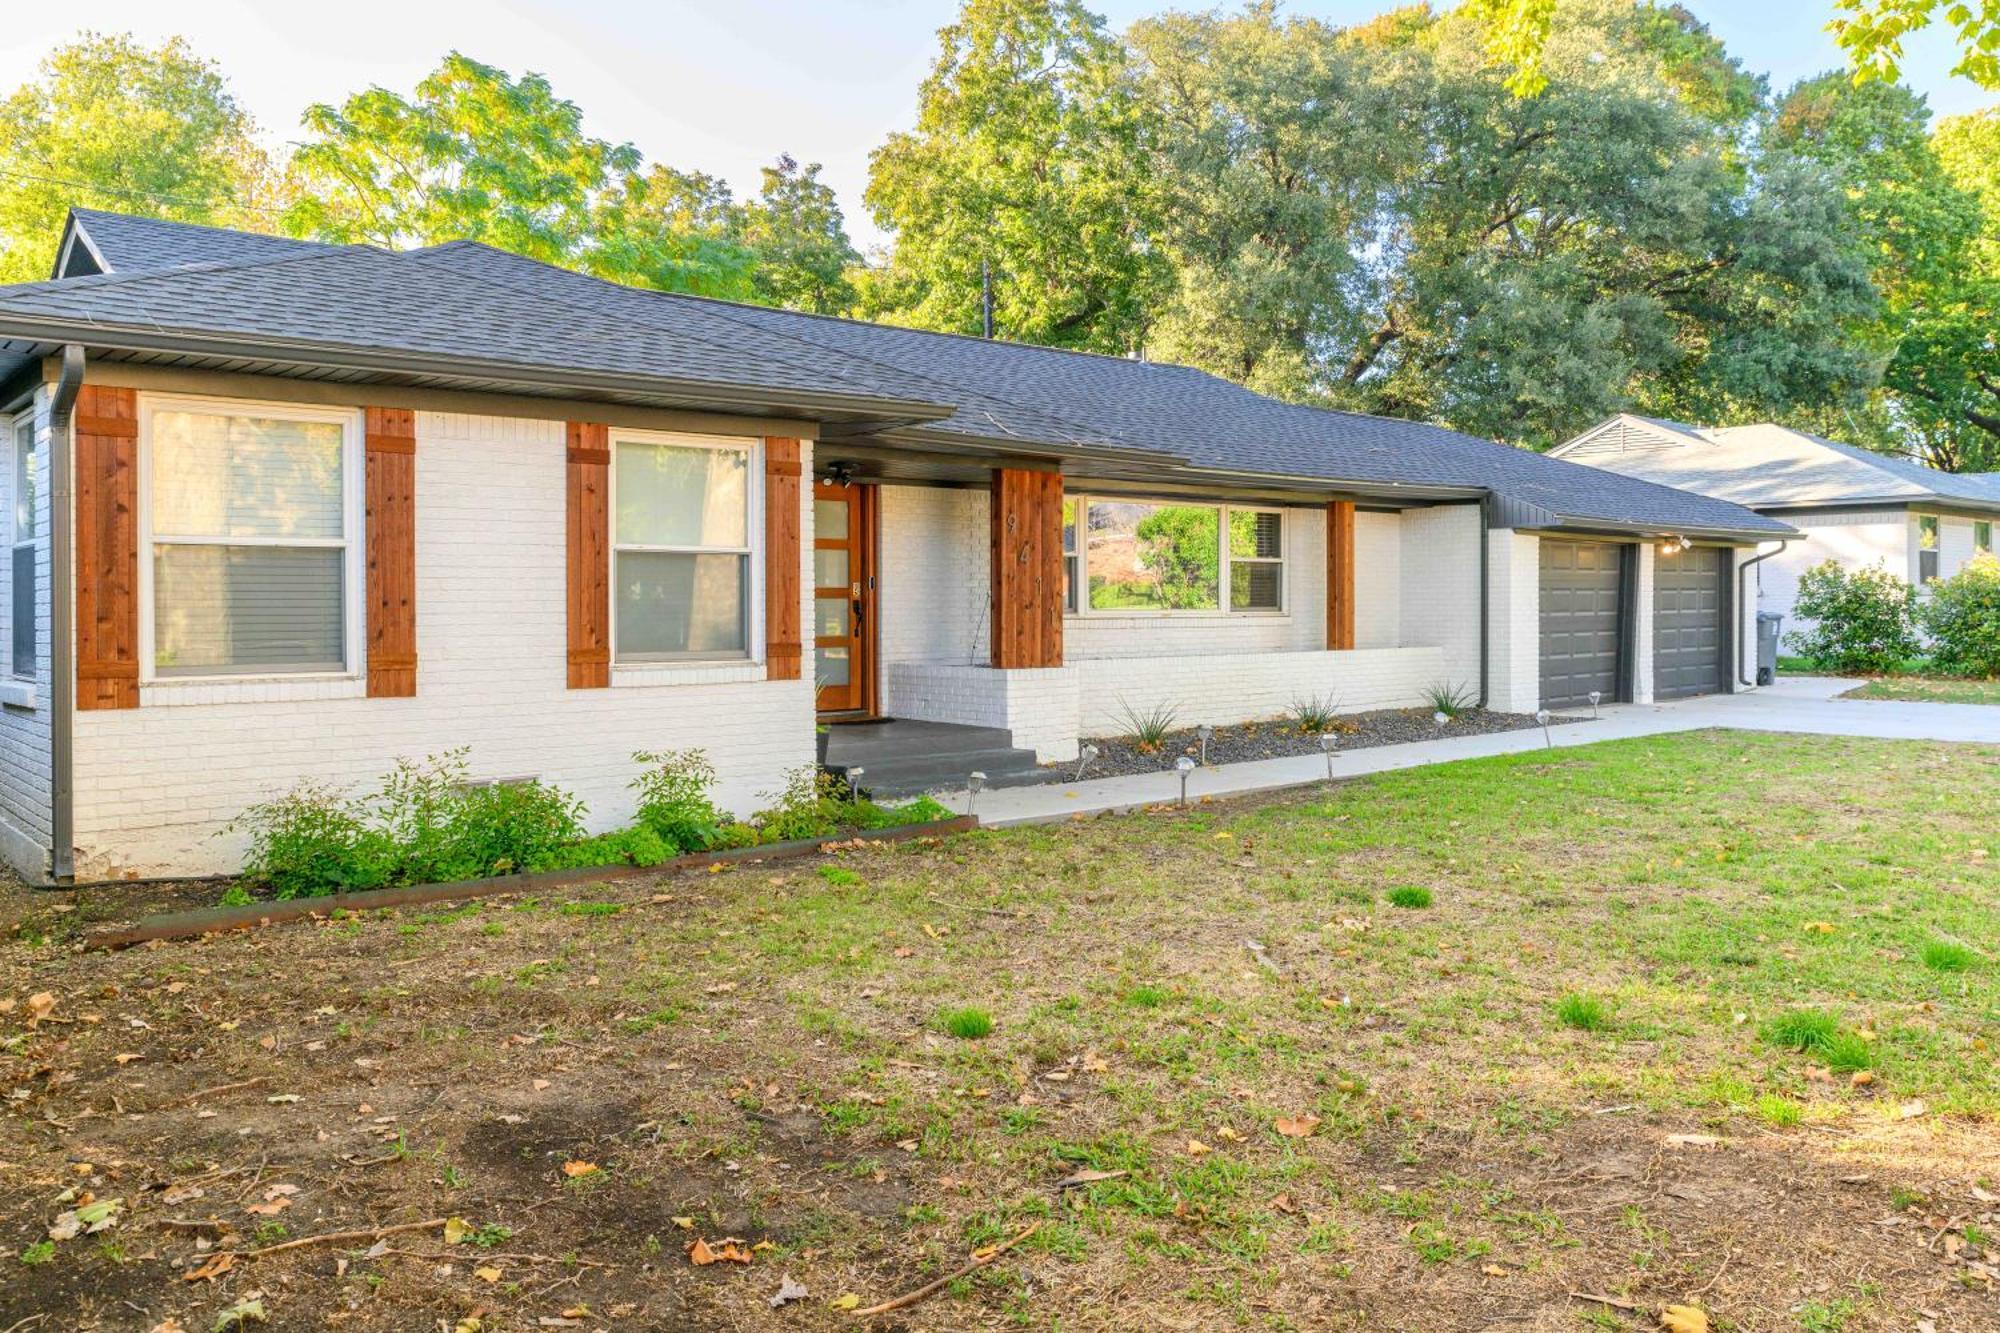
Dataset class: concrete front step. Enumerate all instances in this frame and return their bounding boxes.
[822,718,1045,798]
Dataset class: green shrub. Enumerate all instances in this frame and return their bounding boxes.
[448,777,587,877]
[1421,681,1478,719]
[529,824,674,872]
[1288,692,1342,733]
[630,748,726,852]
[1918,552,2000,677]
[753,767,848,842]
[1115,698,1180,752]
[1786,560,1919,674]
[1385,885,1433,909]
[235,782,390,899]
[848,794,954,830]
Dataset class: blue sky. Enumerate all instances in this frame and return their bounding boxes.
[2,0,1991,250]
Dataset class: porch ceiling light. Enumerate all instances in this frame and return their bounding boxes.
[1175,754,1196,807]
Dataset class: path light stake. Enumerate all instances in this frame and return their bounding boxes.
[1074,743,1099,782]
[846,766,865,800]
[967,771,986,820]
[1197,724,1215,766]
[1536,709,1552,749]
[1588,690,1602,719]
[1175,755,1196,807]
[1432,710,1449,739]
[1319,731,1339,781]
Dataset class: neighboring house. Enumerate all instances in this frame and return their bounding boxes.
[0,209,1792,880]
[1554,416,2000,634]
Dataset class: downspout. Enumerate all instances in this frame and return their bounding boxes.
[1477,498,1490,708]
[1735,539,1790,688]
[47,345,83,883]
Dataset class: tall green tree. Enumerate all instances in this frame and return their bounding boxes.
[0,32,265,282]
[584,165,757,299]
[283,53,640,263]
[1766,74,1996,468]
[741,155,859,315]
[862,0,1166,350]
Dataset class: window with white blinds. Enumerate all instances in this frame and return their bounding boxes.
[612,435,754,662]
[143,401,360,677]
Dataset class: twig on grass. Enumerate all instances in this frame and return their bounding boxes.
[923,893,1027,920]
[851,1223,1039,1317]
[173,1076,266,1107]
[1568,1292,1645,1312]
[222,1216,447,1259]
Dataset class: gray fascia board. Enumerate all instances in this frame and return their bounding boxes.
[0,315,960,425]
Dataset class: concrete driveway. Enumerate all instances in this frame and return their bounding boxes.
[944,675,2000,827]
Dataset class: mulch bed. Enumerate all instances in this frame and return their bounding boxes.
[1035,706,1588,781]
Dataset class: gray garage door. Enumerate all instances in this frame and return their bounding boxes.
[1540,540,1624,709]
[1653,546,1729,700]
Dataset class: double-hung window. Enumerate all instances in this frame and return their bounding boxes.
[1068,496,1285,614]
[9,414,34,679]
[612,434,754,662]
[1918,514,1940,582]
[144,400,360,678]
[1977,520,1992,555]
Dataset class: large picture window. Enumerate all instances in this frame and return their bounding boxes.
[10,415,34,680]
[1068,496,1284,615]
[612,435,753,662]
[144,401,359,677]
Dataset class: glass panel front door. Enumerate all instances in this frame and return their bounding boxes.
[813,481,872,714]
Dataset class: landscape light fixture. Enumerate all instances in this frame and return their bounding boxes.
[1196,724,1215,766]
[1432,710,1450,738]
[1587,690,1601,718]
[1075,743,1100,782]
[1319,731,1339,780]
[846,766,865,797]
[967,771,987,820]
[1175,755,1196,807]
[1535,709,1552,748]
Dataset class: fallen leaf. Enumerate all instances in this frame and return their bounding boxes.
[244,1196,291,1216]
[829,1294,861,1311]
[1851,1071,1876,1087]
[1659,1305,1708,1333]
[25,991,56,1027]
[213,1298,267,1331]
[1802,921,1835,935]
[1482,1263,1508,1277]
[532,1079,551,1092]
[474,1266,503,1283]
[1215,1125,1243,1142]
[1274,1115,1322,1139]
[561,1160,599,1178]
[265,1094,300,1104]
[184,1252,236,1283]
[1899,1099,1929,1119]
[443,1216,472,1245]
[672,1216,695,1230]
[688,1237,753,1266]
[768,1276,810,1308]
[1185,1139,1212,1157]
[114,1053,145,1066]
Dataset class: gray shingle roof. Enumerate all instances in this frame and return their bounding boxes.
[0,210,1793,539]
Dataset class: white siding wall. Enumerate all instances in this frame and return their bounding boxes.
[71,410,816,878]
[1752,510,1915,635]
[1632,543,1656,705]
[1938,515,1977,582]
[0,387,52,876]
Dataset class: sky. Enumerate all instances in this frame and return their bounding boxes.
[1,0,1992,251]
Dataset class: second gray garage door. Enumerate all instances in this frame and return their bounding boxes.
[1653,546,1729,699]
[1540,540,1624,709]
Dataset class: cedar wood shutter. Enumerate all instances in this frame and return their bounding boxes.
[566,422,611,688]
[988,468,1063,669]
[364,408,418,696]
[74,385,140,709]
[763,437,803,680]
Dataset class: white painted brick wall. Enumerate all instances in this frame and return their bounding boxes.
[70,410,816,877]
[1753,510,1914,637]
[1485,530,1540,714]
[1632,543,1656,705]
[1395,505,1482,694]
[1075,646,1443,736]
[0,386,52,876]
[1354,511,1398,649]
[877,484,989,668]
[886,661,1081,762]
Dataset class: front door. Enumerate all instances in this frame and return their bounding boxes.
[813,482,876,716]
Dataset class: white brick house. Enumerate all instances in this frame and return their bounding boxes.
[1556,416,2000,643]
[0,211,1794,880]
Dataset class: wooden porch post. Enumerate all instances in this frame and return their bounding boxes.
[1326,500,1356,651]
[989,468,1064,669]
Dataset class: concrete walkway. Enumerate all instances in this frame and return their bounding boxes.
[939,676,2000,827]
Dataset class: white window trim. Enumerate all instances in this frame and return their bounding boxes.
[1064,493,1287,619]
[136,394,366,686]
[8,411,35,682]
[607,427,764,669]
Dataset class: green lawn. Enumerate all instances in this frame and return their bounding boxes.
[1841,675,2000,704]
[6,731,1999,1331]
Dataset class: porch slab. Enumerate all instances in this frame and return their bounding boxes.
[931,677,2000,826]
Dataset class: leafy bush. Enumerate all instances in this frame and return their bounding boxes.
[630,748,726,852]
[753,767,848,842]
[235,782,390,899]
[1786,560,1919,674]
[1918,552,2000,677]
[449,777,587,877]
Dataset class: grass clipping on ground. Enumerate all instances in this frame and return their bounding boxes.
[4,730,2000,1331]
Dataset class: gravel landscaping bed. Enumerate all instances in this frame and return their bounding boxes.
[1033,706,1587,781]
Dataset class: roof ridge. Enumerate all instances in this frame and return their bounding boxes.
[0,241,383,298]
[71,208,339,249]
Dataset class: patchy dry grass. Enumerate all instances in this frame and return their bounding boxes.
[4,731,2000,1331]
[1841,676,2000,705]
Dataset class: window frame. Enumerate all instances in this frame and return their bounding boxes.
[136,394,366,685]
[9,411,35,681]
[606,428,763,666]
[1063,493,1286,618]
[1917,513,1940,583]
[1976,520,1993,555]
